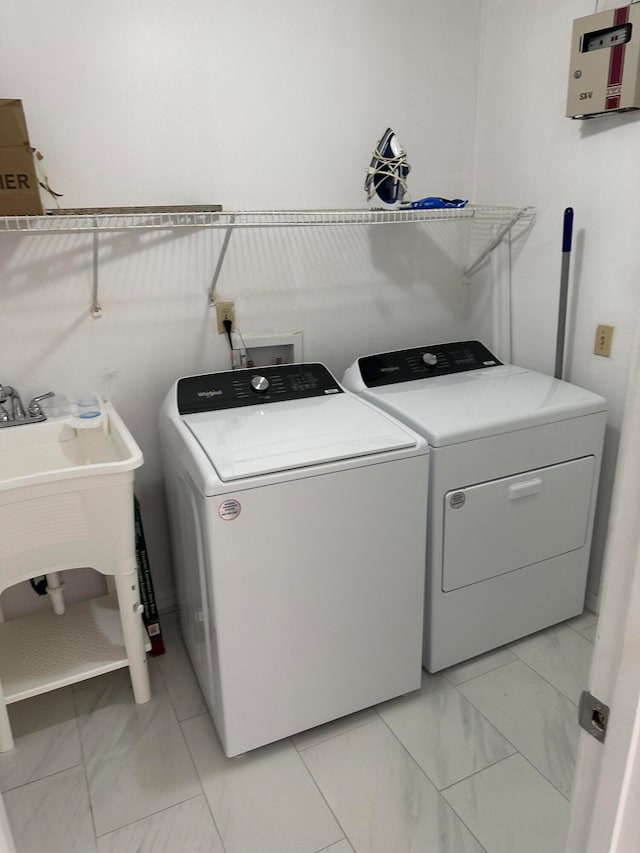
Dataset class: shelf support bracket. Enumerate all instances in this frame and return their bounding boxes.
[208,213,236,306]
[91,226,103,318]
[463,207,533,281]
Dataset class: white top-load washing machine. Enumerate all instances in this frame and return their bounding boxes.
[343,341,607,672]
[159,363,429,756]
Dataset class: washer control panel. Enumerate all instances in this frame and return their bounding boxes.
[177,363,343,413]
[358,341,501,388]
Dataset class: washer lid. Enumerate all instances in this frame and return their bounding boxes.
[358,365,607,446]
[183,393,421,482]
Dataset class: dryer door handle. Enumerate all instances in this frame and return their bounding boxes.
[508,478,543,499]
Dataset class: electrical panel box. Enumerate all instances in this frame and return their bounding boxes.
[567,3,640,118]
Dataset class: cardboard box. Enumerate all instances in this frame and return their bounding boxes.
[0,99,44,215]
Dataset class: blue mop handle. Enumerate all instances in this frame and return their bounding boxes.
[555,207,574,380]
[562,208,574,253]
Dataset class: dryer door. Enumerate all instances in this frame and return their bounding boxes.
[442,456,596,591]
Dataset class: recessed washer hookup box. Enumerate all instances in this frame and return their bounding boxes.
[0,99,43,215]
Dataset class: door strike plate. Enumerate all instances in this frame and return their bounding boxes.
[579,690,609,743]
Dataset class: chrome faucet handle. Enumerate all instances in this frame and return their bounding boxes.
[28,391,55,417]
[11,392,25,420]
[0,384,13,405]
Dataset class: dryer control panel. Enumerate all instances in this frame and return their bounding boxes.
[177,363,343,413]
[358,341,501,388]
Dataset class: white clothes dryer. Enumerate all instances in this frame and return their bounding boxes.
[343,341,607,672]
[159,363,429,756]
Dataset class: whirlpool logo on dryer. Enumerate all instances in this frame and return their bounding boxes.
[197,389,223,398]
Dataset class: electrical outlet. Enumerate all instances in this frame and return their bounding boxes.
[216,301,235,334]
[594,324,614,358]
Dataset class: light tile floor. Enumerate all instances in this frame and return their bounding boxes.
[1,608,597,853]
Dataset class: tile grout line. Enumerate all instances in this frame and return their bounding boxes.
[1,761,85,795]
[153,654,178,713]
[294,736,355,852]
[177,712,230,853]
[439,751,519,794]
[180,723,229,853]
[440,674,576,804]
[564,613,598,635]
[0,760,84,796]
[504,649,582,707]
[93,793,211,840]
[375,677,519,786]
[314,840,354,853]
[3,761,100,852]
[447,676,522,767]
[153,642,201,725]
[565,622,586,638]
[373,710,489,853]
[70,681,100,846]
[294,715,378,754]
[175,707,210,723]
[449,664,574,803]
[442,655,519,687]
[578,627,596,644]
[440,750,572,834]
[487,742,573,805]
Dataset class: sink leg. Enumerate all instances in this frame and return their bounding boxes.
[0,684,13,752]
[114,573,151,705]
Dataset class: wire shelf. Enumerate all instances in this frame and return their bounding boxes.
[0,203,535,317]
[0,204,532,234]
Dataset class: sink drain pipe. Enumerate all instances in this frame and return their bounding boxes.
[30,572,66,615]
[45,573,65,615]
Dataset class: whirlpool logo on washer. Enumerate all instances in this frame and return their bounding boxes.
[449,492,466,509]
[218,499,241,520]
[197,389,223,398]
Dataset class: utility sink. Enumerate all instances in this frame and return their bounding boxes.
[0,404,143,491]
[0,403,144,591]
[0,403,149,748]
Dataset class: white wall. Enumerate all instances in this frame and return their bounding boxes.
[0,0,482,613]
[474,0,640,604]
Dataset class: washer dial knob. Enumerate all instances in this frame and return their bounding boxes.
[251,376,269,394]
[250,375,270,393]
[422,352,438,367]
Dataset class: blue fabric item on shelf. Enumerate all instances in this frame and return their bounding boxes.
[401,197,468,210]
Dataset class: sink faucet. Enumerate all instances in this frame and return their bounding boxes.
[0,385,12,423]
[11,388,25,420]
[0,385,54,428]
